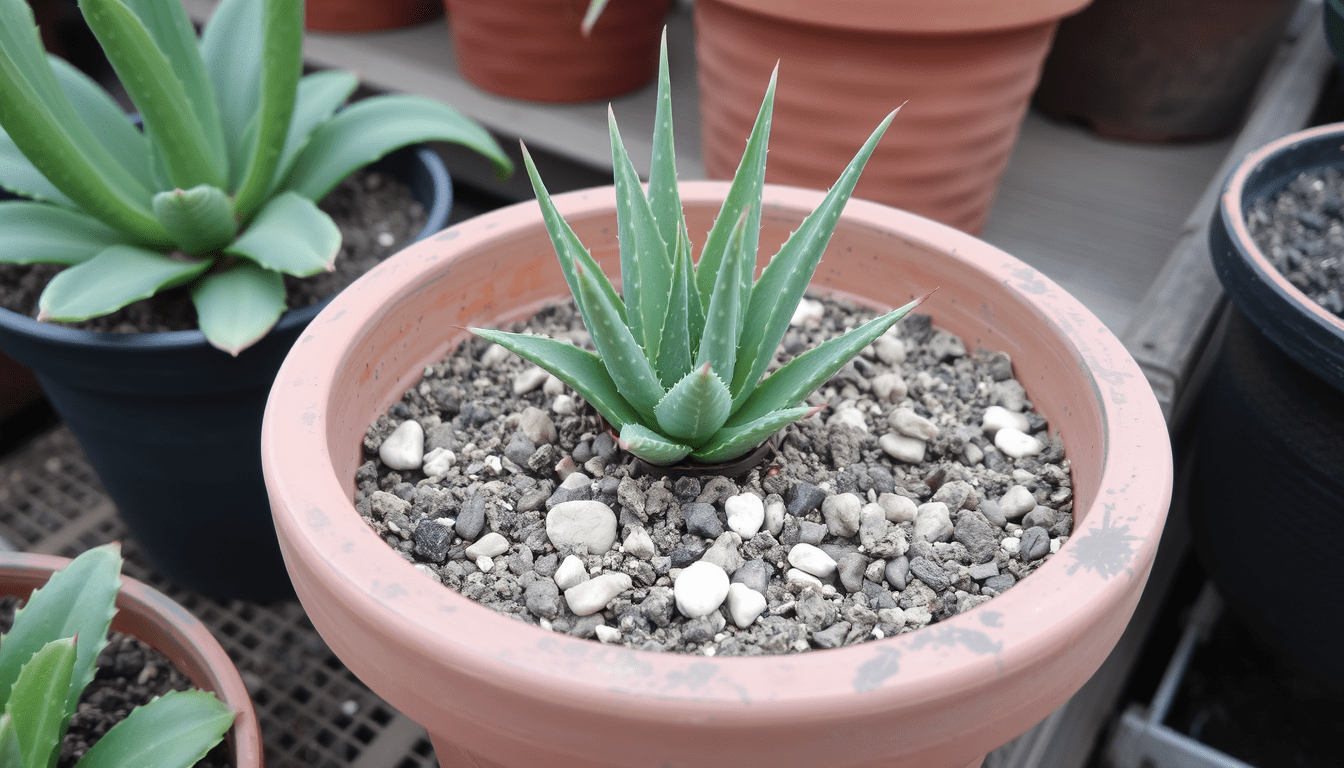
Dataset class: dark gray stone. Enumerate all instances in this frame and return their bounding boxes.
[983,573,1017,594]
[811,620,852,649]
[504,431,536,467]
[571,440,595,464]
[862,580,898,609]
[798,521,828,545]
[641,587,675,627]
[836,553,869,593]
[456,492,488,541]
[1022,505,1059,530]
[684,503,724,539]
[524,579,562,620]
[884,556,910,590]
[978,499,1007,528]
[672,476,701,502]
[1020,526,1050,561]
[786,482,826,516]
[681,617,716,645]
[592,432,618,461]
[954,511,998,564]
[865,465,896,494]
[731,558,774,595]
[669,541,707,568]
[412,518,452,563]
[795,590,837,631]
[909,556,951,592]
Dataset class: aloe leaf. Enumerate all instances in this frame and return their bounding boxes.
[654,363,731,446]
[730,109,897,406]
[654,226,693,387]
[470,328,641,430]
[519,142,625,329]
[0,714,21,768]
[646,31,684,267]
[0,129,73,205]
[48,55,152,188]
[0,543,120,719]
[225,191,339,276]
[0,201,123,265]
[691,405,814,464]
[0,0,165,243]
[199,0,263,187]
[580,0,610,35]
[618,422,692,466]
[79,0,227,190]
[575,260,664,422]
[37,245,211,322]
[609,105,671,362]
[282,94,511,202]
[152,185,238,255]
[696,65,775,315]
[189,256,285,356]
[270,70,360,193]
[695,207,750,385]
[729,293,927,427]
[5,637,75,768]
[229,0,302,218]
[73,689,234,768]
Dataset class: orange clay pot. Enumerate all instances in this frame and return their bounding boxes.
[0,550,262,768]
[261,182,1172,768]
[305,0,443,32]
[695,0,1091,234]
[443,0,671,103]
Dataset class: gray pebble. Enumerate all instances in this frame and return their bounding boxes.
[978,499,1007,528]
[641,586,675,627]
[798,520,828,545]
[684,503,724,539]
[525,579,563,620]
[967,562,1000,581]
[1020,527,1050,561]
[669,541,707,568]
[836,553,869,593]
[700,532,745,575]
[731,558,774,595]
[983,573,1016,594]
[504,432,536,467]
[885,556,910,590]
[787,482,826,516]
[592,432,618,460]
[412,518,452,563]
[821,493,862,538]
[1022,505,1058,530]
[456,493,488,541]
[954,511,998,564]
[909,556,951,592]
[534,553,559,577]
[811,620,852,649]
[795,590,837,631]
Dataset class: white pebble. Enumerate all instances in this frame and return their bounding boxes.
[913,502,954,543]
[904,606,932,629]
[787,543,837,578]
[622,526,656,559]
[880,432,926,463]
[870,372,908,403]
[982,405,1030,435]
[475,555,494,573]
[483,455,503,475]
[518,406,558,444]
[594,625,622,644]
[827,407,869,433]
[674,561,730,618]
[553,555,589,591]
[764,498,786,537]
[553,456,579,481]
[546,500,617,553]
[878,492,918,523]
[513,366,550,396]
[786,568,826,590]
[872,334,906,366]
[995,427,1043,458]
[565,573,632,616]
[1001,538,1021,555]
[790,298,824,326]
[422,447,455,476]
[465,532,509,559]
[727,583,767,628]
[1050,537,1063,554]
[725,493,765,538]
[559,471,590,491]
[543,375,566,396]
[481,343,512,367]
[379,420,424,470]
[890,408,939,441]
[376,231,395,247]
[552,394,577,416]
[998,485,1036,519]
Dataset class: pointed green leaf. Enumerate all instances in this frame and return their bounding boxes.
[646,31,684,272]
[152,185,238,255]
[226,191,339,277]
[618,422,692,466]
[654,226,693,387]
[0,128,73,205]
[730,109,897,406]
[0,543,120,719]
[37,245,211,322]
[0,201,124,265]
[691,405,813,464]
[580,0,610,35]
[199,0,263,188]
[74,689,233,768]
[0,714,21,768]
[270,70,360,193]
[654,363,731,446]
[470,328,641,430]
[229,0,302,217]
[609,105,671,362]
[729,294,926,427]
[49,55,152,188]
[575,261,664,422]
[190,259,285,356]
[6,637,75,768]
[282,94,511,202]
[695,207,750,385]
[79,0,226,190]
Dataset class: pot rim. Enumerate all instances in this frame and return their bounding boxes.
[263,180,1171,721]
[0,549,262,767]
[701,0,1090,34]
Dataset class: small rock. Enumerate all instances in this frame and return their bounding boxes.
[524,579,563,619]
[422,447,456,476]
[622,526,656,559]
[983,573,1017,594]
[953,511,997,564]
[727,582,768,628]
[546,500,618,553]
[821,493,862,538]
[928,330,967,360]
[1022,505,1059,529]
[791,298,824,326]
[412,518,452,563]
[890,408,939,441]
[379,420,424,470]
[811,621,852,649]
[725,493,765,538]
[880,433,926,463]
[878,493,919,523]
[481,343,512,366]
[787,568,826,590]
[998,486,1036,519]
[543,375,565,396]
[982,405,1030,435]
[858,503,889,550]
[978,499,1007,527]
[787,543,837,578]
[1020,527,1050,561]
[594,625,621,644]
[465,532,510,559]
[995,428,1043,459]
[913,502,954,543]
[731,558,774,595]
[870,372,908,402]
[836,553,868,593]
[552,394,577,416]
[554,555,589,591]
[798,520,828,545]
[885,556,910,590]
[872,334,906,366]
[763,497,786,537]
[786,482,826,516]
[456,493,488,541]
[967,562,1000,580]
[518,407,558,444]
[684,503,725,539]
[565,573,633,616]
[828,407,869,433]
[475,555,495,572]
[1001,537,1021,556]
[674,561,730,618]
[700,532,745,575]
[504,432,536,467]
[513,366,550,396]
[370,490,411,519]
[909,557,951,591]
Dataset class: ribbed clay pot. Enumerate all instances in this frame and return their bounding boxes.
[0,550,262,768]
[444,0,671,103]
[694,0,1090,235]
[261,181,1172,768]
[305,0,443,32]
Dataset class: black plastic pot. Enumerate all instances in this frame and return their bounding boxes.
[0,145,452,603]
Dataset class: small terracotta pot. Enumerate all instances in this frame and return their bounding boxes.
[262,182,1172,768]
[0,550,262,768]
[444,0,670,103]
[305,0,444,32]
[694,0,1090,235]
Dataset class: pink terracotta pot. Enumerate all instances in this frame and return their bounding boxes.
[695,0,1091,234]
[0,550,263,768]
[261,182,1171,768]
[305,0,444,32]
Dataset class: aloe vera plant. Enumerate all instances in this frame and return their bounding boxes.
[473,35,926,466]
[0,544,234,768]
[0,0,511,355]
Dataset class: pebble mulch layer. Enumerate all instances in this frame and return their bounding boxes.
[356,297,1075,656]
[1246,167,1344,317]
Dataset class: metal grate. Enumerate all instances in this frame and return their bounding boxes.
[0,425,439,768]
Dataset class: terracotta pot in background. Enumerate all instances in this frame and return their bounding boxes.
[306,0,444,32]
[0,550,262,768]
[0,349,41,423]
[262,182,1172,768]
[694,0,1090,235]
[444,0,671,103]
[1033,0,1297,142]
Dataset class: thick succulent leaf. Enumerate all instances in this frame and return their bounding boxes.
[580,0,610,35]
[229,0,302,218]
[79,0,227,190]
[74,689,234,768]
[609,105,671,362]
[199,0,263,187]
[645,32,684,277]
[6,637,75,768]
[0,129,73,205]
[729,293,927,427]
[575,261,664,423]
[691,405,814,464]
[225,191,338,276]
[654,363,731,446]
[0,201,123,265]
[0,0,165,243]
[519,143,624,332]
[282,95,511,202]
[654,226,693,387]
[49,55,152,188]
[37,245,211,322]
[0,715,21,768]
[0,543,120,719]
[695,66,775,316]
[695,207,750,385]
[618,422,692,466]
[190,259,285,355]
[470,328,641,430]
[270,70,360,193]
[152,185,238,255]
[730,109,898,406]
